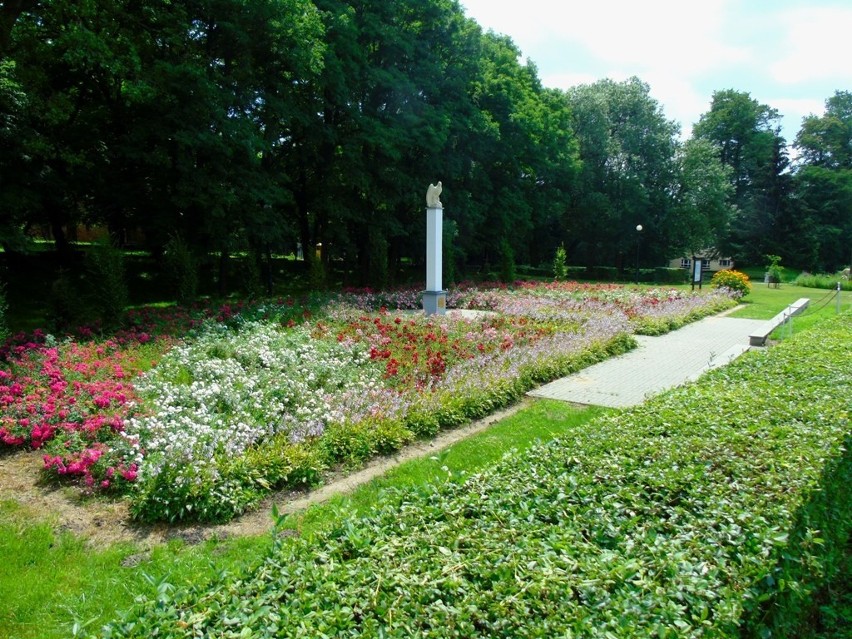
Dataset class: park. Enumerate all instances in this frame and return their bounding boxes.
[1,1,851,638]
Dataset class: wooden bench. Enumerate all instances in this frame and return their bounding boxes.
[749,298,810,346]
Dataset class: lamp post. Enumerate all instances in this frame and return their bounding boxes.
[635,224,643,284]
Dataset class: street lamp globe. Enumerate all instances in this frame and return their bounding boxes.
[636,224,643,232]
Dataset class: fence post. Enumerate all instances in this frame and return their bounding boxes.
[837,282,842,314]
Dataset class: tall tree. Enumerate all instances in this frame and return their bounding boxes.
[795,90,852,170]
[792,90,852,270]
[693,89,791,264]
[3,0,325,280]
[0,0,38,56]
[565,77,679,268]
[665,138,734,258]
[0,58,30,249]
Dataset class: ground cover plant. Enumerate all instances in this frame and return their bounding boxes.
[95,311,851,639]
[0,282,738,524]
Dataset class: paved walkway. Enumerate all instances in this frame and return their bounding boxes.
[528,313,767,408]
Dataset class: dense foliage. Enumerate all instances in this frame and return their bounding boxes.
[793,271,852,291]
[95,312,851,639]
[3,1,845,296]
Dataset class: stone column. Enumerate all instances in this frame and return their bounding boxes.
[423,206,446,315]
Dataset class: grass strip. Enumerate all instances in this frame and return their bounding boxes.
[97,312,851,638]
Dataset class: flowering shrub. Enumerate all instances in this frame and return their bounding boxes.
[0,336,171,488]
[626,288,738,334]
[124,321,380,521]
[1,282,741,522]
[710,269,751,298]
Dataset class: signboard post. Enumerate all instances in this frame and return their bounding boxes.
[691,256,703,291]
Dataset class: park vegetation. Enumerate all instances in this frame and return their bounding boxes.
[93,310,851,638]
[0,0,849,303]
[0,282,737,523]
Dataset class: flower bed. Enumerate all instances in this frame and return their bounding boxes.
[0,337,172,488]
[128,305,635,522]
[0,283,738,523]
[96,312,851,638]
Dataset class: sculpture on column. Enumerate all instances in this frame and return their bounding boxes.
[426,181,443,209]
[423,181,445,315]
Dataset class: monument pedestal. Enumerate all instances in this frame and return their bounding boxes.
[423,290,447,316]
[424,205,445,316]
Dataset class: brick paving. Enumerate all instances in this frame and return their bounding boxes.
[528,314,767,408]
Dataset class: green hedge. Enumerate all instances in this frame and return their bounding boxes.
[98,313,851,639]
[653,266,690,284]
[793,272,852,291]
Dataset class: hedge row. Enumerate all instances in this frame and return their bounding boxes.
[514,265,690,284]
[98,313,851,638]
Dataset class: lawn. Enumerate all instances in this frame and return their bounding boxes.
[727,274,851,338]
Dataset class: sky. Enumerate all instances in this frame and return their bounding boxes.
[459,0,851,145]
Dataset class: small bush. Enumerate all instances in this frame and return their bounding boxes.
[48,268,86,332]
[235,254,264,300]
[368,229,389,290]
[85,241,129,330]
[162,233,198,304]
[766,254,784,284]
[552,244,568,281]
[309,256,327,291]
[0,279,8,343]
[498,238,516,284]
[710,268,751,298]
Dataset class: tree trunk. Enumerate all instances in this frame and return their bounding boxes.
[48,209,71,265]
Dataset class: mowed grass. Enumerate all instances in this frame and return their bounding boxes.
[0,499,269,639]
[728,278,851,337]
[0,401,606,639]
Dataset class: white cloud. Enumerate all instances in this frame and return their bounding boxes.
[770,7,852,84]
[641,71,714,138]
[539,71,600,89]
[461,0,749,75]
[459,0,849,145]
[765,97,827,142]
